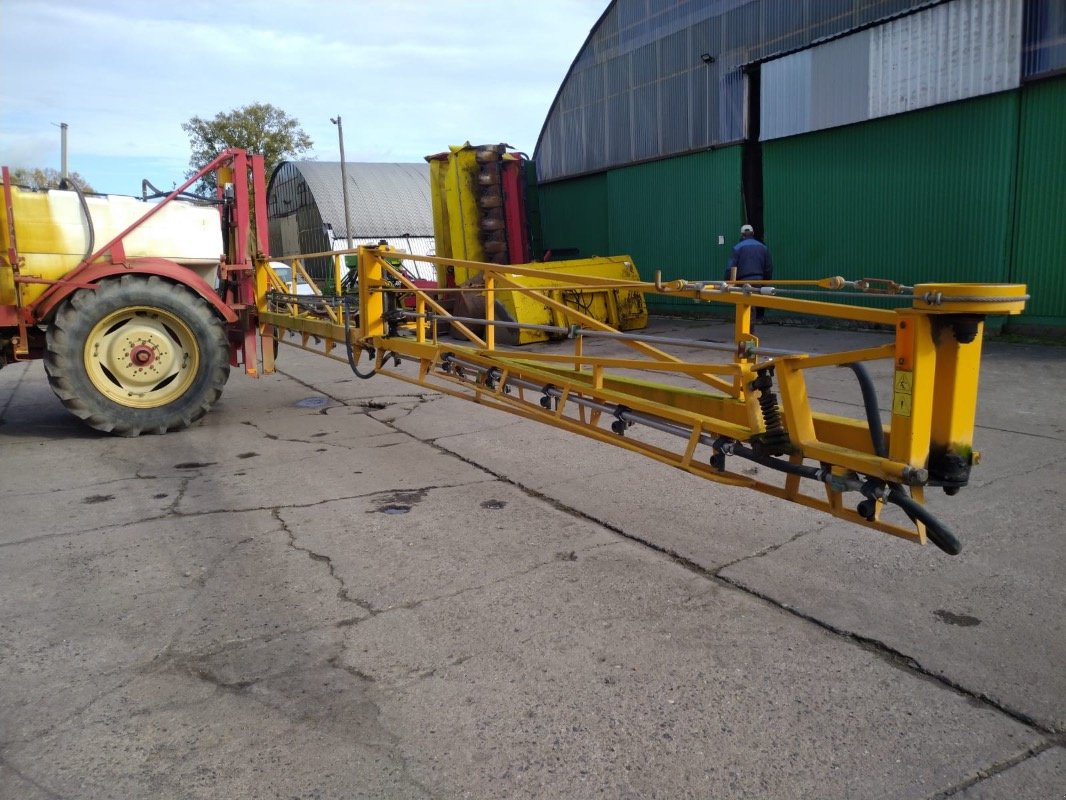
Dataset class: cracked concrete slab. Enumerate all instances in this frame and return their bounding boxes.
[2,665,427,800]
[719,457,1066,731]
[0,509,356,743]
[954,745,1066,799]
[0,475,189,544]
[280,481,619,614]
[0,761,56,800]
[344,542,1041,799]
[172,435,491,514]
[386,394,824,567]
[2,320,1062,799]
[431,421,822,567]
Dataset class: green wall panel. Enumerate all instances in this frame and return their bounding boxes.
[606,148,742,281]
[539,149,743,314]
[538,85,1063,326]
[606,148,742,312]
[1012,77,1066,323]
[536,173,609,259]
[763,93,1019,291]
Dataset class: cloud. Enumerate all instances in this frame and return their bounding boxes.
[0,0,604,191]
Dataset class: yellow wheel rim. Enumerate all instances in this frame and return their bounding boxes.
[83,306,200,408]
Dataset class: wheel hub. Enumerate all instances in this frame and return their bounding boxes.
[97,323,183,390]
[129,342,157,367]
[84,307,198,407]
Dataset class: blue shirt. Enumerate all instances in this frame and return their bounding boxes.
[726,237,773,281]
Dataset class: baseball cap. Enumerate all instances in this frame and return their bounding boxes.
[740,224,754,234]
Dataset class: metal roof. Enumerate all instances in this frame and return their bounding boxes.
[533,0,948,182]
[281,161,433,238]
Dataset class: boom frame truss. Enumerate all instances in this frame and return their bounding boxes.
[256,245,1027,555]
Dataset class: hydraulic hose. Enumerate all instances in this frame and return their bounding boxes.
[341,297,376,379]
[438,351,959,553]
[732,436,960,554]
[843,362,887,458]
[886,485,962,555]
[840,363,962,553]
[140,178,213,203]
[60,177,94,266]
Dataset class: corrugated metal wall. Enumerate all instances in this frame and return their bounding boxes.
[1011,77,1066,323]
[870,0,1022,116]
[606,148,741,312]
[763,0,1023,141]
[537,172,610,259]
[537,0,929,182]
[540,78,1065,325]
[266,162,332,276]
[1023,0,1066,77]
[763,92,1018,291]
[538,148,742,312]
[535,3,1065,327]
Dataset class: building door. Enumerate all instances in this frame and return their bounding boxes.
[742,64,764,237]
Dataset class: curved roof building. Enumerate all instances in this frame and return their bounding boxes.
[532,0,1066,327]
[266,161,434,278]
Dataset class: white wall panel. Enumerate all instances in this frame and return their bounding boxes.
[762,0,1022,142]
[761,50,812,140]
[869,0,1022,117]
[812,31,872,132]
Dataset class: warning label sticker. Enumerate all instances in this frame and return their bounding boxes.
[893,370,913,417]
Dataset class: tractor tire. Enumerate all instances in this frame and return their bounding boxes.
[45,275,230,436]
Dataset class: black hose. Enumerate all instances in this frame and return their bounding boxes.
[727,437,961,553]
[886,485,962,555]
[60,177,94,266]
[725,440,825,480]
[839,364,962,552]
[140,178,213,203]
[843,362,887,458]
[341,297,376,379]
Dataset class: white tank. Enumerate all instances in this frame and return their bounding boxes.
[1,186,225,305]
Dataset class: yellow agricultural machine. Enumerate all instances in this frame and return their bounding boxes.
[1,149,1029,555]
[425,142,646,344]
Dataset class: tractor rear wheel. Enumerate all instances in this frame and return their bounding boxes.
[45,275,230,436]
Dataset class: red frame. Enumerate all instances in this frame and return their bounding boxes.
[501,157,532,264]
[4,149,269,373]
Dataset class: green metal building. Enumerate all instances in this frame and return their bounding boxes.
[534,0,1066,330]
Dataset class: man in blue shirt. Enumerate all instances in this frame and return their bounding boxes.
[726,224,773,282]
[726,224,773,320]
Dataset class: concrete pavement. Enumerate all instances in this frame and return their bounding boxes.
[1,318,1063,799]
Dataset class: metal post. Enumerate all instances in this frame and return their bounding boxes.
[56,122,69,180]
[330,116,354,250]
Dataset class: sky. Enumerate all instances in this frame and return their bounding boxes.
[0,0,606,195]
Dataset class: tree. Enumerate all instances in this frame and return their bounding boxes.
[182,103,313,192]
[9,167,94,193]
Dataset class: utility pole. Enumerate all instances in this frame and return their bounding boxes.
[330,116,354,249]
[54,122,69,180]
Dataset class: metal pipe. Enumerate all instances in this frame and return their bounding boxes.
[437,354,894,498]
[407,313,562,335]
[330,116,353,250]
[443,354,715,445]
[399,311,806,357]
